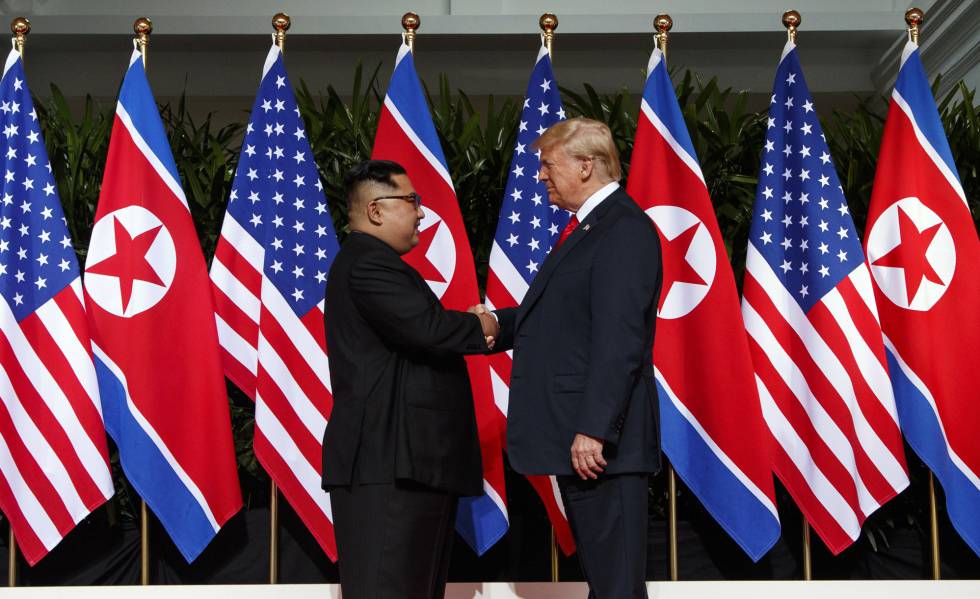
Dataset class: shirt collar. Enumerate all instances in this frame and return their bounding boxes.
[574,181,619,222]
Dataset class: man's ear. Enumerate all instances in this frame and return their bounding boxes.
[366,200,384,226]
[580,157,595,181]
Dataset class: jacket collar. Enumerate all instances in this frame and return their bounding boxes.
[575,181,619,222]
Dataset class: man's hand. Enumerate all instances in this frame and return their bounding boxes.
[469,305,499,349]
[570,433,607,480]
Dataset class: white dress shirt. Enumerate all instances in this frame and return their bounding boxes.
[574,181,620,222]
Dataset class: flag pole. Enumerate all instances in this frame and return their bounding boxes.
[402,12,420,53]
[132,16,153,586]
[140,501,151,585]
[7,18,30,587]
[549,529,559,583]
[653,14,680,582]
[927,473,941,579]
[801,519,813,580]
[6,527,14,587]
[667,463,679,581]
[781,10,810,582]
[538,12,561,583]
[903,6,941,581]
[134,17,152,69]
[266,11,291,586]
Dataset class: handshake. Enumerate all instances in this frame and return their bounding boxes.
[467,304,498,350]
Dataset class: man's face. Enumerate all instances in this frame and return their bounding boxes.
[372,173,424,254]
[538,145,587,212]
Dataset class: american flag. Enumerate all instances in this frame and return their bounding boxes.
[741,41,909,554]
[484,42,575,555]
[0,47,113,565]
[210,44,340,559]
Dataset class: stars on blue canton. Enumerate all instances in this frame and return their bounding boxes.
[493,48,570,283]
[227,49,339,315]
[0,55,80,321]
[749,46,865,312]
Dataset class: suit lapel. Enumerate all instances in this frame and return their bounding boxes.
[515,192,623,331]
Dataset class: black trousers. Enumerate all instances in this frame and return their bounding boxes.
[558,473,650,599]
[331,480,457,599]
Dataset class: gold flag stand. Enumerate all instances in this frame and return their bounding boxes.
[266,12,291,586]
[538,11,561,583]
[780,10,812,581]
[7,15,30,589]
[132,17,154,586]
[903,9,940,579]
[652,13,680,583]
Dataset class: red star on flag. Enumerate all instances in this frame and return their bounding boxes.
[657,222,708,312]
[403,222,447,283]
[86,217,165,312]
[872,206,943,305]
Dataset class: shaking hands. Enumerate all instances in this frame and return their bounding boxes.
[467,304,497,350]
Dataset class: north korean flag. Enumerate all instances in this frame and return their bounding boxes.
[864,40,980,556]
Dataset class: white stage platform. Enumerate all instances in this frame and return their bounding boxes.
[1,581,978,598]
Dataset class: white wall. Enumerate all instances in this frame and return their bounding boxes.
[0,1,975,117]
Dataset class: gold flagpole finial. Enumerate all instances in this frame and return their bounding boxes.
[654,14,673,62]
[272,13,291,52]
[539,13,558,58]
[402,12,420,52]
[134,17,153,67]
[905,7,924,46]
[782,10,801,43]
[10,17,30,58]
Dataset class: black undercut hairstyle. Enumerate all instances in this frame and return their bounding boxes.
[343,160,407,214]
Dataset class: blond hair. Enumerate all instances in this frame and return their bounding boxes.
[532,117,621,182]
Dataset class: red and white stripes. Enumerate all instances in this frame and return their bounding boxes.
[742,247,908,552]
[211,211,337,559]
[0,280,113,564]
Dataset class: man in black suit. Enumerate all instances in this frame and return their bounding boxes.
[321,160,499,599]
[480,118,663,598]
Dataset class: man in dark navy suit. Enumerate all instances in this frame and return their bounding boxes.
[480,118,663,598]
[321,160,499,599]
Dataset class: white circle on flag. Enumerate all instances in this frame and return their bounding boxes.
[646,205,716,319]
[84,205,177,318]
[866,196,954,312]
[411,206,456,299]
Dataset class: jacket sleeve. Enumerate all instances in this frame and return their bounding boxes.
[490,307,518,352]
[349,249,488,356]
[575,216,662,443]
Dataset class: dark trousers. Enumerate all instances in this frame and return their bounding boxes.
[558,473,650,599]
[331,480,457,599]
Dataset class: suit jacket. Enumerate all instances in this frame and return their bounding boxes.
[321,232,486,496]
[495,188,663,476]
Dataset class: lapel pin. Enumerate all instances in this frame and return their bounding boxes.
[583,224,591,231]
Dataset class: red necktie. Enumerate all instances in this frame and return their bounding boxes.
[553,215,579,251]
